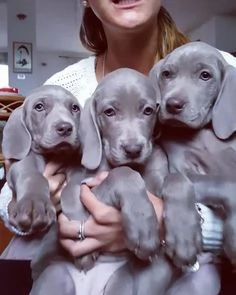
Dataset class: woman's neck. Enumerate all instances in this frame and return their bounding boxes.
[96,21,158,81]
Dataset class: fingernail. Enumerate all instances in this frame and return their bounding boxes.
[81,177,94,185]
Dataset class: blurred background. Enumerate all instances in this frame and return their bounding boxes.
[0,0,236,95]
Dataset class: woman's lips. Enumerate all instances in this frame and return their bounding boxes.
[112,0,141,8]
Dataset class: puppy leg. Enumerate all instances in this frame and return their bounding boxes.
[30,262,76,295]
[93,166,160,261]
[162,173,202,266]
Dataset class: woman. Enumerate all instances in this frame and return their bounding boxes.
[1,0,236,293]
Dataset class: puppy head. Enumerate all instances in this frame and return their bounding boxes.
[3,85,81,159]
[150,41,227,130]
[81,68,160,170]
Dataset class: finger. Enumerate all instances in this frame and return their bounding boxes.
[58,214,81,238]
[43,162,63,178]
[80,185,121,224]
[48,173,66,194]
[147,191,163,223]
[58,213,113,239]
[82,171,109,187]
[60,237,103,257]
[4,159,11,172]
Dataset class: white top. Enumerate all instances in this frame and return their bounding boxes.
[0,50,235,243]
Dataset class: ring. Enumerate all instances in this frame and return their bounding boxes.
[184,259,200,273]
[78,221,86,241]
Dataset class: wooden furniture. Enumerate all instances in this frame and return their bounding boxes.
[0,94,25,253]
[0,94,24,120]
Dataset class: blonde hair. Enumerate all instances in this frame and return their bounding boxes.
[79,6,190,60]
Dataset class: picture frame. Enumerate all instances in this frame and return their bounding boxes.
[13,42,32,73]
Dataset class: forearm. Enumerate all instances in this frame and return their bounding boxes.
[196,203,223,252]
[148,192,223,252]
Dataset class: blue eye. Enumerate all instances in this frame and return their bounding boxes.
[161,70,172,79]
[104,108,116,117]
[200,71,212,81]
[143,107,154,115]
[72,104,80,113]
[34,103,45,112]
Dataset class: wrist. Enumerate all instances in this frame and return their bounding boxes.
[195,203,223,252]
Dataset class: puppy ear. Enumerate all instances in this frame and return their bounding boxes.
[149,59,164,105]
[212,65,236,140]
[2,106,32,160]
[80,96,102,170]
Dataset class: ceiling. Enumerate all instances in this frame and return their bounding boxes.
[1,0,236,54]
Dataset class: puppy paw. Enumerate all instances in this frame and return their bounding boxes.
[162,174,202,266]
[123,199,160,261]
[9,196,56,233]
[74,253,98,272]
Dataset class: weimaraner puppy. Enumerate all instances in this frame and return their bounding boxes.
[149,41,236,292]
[2,85,82,235]
[30,69,180,295]
[1,84,83,265]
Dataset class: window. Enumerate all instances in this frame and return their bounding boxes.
[0,64,9,87]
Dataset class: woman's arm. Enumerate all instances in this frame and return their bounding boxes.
[58,175,223,258]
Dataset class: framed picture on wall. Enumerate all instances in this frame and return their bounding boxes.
[13,42,32,73]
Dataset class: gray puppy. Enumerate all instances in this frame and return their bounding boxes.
[2,85,82,234]
[149,41,236,293]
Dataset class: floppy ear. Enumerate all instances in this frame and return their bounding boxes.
[2,106,32,160]
[212,65,236,140]
[149,59,164,106]
[80,96,102,170]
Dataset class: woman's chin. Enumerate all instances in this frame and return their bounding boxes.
[111,13,155,31]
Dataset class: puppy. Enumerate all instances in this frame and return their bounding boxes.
[149,41,236,294]
[2,85,82,234]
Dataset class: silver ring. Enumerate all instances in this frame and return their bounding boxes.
[78,220,86,241]
[183,259,200,273]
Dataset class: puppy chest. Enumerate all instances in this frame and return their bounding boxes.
[164,129,235,174]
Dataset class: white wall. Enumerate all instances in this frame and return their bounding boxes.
[0,3,7,50]
[189,15,236,52]
[215,15,236,52]
[7,0,38,95]
[36,51,83,86]
[189,18,216,46]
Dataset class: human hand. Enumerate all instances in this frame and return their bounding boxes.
[58,171,164,258]
[43,162,66,206]
[58,171,126,257]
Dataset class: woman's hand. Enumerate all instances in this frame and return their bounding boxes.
[43,162,66,206]
[58,171,164,258]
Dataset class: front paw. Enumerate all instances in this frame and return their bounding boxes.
[123,199,160,261]
[74,253,98,272]
[9,196,56,233]
[162,174,202,266]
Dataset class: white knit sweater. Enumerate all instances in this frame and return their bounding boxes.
[1,50,235,246]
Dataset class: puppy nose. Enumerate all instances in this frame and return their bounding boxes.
[123,143,143,158]
[166,97,185,114]
[56,122,73,136]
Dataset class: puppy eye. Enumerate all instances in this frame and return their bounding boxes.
[161,70,172,79]
[104,108,116,117]
[143,106,154,115]
[200,71,212,81]
[34,103,45,112]
[71,104,80,113]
